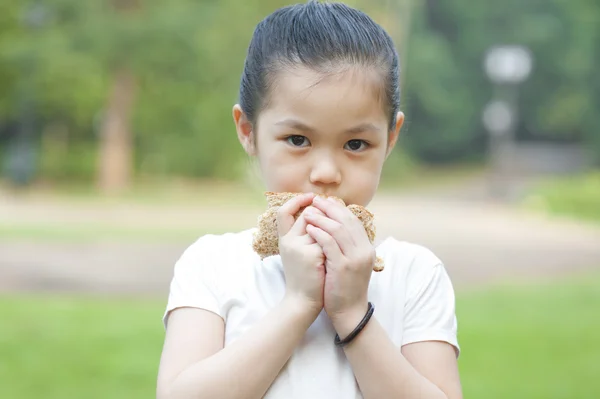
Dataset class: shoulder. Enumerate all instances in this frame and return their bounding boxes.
[378,237,443,274]
[174,228,257,273]
[376,237,448,294]
[182,228,256,257]
[164,229,256,327]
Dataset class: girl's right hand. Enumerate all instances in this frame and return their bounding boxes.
[277,193,326,315]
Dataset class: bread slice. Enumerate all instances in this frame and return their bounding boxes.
[252,192,384,272]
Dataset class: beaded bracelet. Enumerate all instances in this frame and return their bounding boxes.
[334,302,374,347]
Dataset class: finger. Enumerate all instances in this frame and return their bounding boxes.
[311,196,354,224]
[276,193,316,236]
[306,224,344,264]
[286,210,310,237]
[301,233,317,245]
[287,204,326,237]
[311,196,368,242]
[306,241,325,263]
[304,209,354,255]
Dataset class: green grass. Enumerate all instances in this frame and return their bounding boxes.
[379,155,485,191]
[1,178,267,207]
[2,274,599,398]
[0,178,261,242]
[0,295,166,399]
[457,274,600,398]
[0,224,210,243]
[3,161,486,207]
[522,171,600,224]
[0,166,488,243]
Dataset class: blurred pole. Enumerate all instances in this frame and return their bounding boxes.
[483,45,533,200]
[96,0,140,194]
[483,87,519,199]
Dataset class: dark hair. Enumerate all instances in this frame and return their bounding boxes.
[239,0,400,131]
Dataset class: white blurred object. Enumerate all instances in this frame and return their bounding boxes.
[484,45,533,85]
[482,100,514,136]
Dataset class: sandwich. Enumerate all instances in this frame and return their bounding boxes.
[252,192,384,272]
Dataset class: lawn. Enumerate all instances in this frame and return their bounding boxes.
[0,179,262,243]
[0,163,487,243]
[0,223,207,243]
[1,274,599,398]
[522,171,600,224]
[457,275,600,398]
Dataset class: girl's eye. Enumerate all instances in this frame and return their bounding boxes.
[287,135,310,147]
[345,139,368,152]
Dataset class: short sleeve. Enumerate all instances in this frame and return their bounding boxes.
[162,235,224,329]
[401,262,460,357]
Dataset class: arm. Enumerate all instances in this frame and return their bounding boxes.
[306,197,463,399]
[332,309,463,399]
[158,193,325,399]
[157,296,319,399]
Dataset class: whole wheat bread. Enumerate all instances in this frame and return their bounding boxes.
[252,192,385,272]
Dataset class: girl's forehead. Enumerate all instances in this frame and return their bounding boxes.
[261,66,387,127]
[275,65,383,99]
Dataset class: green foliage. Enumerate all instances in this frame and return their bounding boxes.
[0,0,599,181]
[0,0,269,181]
[38,139,97,181]
[403,0,600,162]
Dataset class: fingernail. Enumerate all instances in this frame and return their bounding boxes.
[327,197,338,203]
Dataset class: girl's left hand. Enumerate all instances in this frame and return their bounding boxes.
[304,196,375,332]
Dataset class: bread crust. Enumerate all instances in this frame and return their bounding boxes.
[253,192,384,272]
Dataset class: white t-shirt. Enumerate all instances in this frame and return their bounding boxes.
[163,228,459,399]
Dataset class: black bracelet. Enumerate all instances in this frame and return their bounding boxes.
[334,302,374,347]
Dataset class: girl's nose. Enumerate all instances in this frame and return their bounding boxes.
[309,157,342,186]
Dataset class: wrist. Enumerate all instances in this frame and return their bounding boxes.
[330,301,370,338]
[282,293,322,321]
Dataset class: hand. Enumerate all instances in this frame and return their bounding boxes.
[304,196,375,329]
[278,193,326,316]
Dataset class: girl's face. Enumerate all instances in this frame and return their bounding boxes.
[234,66,403,207]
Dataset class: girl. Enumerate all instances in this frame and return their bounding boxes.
[157,1,462,398]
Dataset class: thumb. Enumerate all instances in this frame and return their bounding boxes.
[276,193,315,236]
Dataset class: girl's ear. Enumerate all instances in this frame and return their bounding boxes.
[386,111,404,158]
[233,104,256,156]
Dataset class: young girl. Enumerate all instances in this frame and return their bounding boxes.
[157,1,462,398]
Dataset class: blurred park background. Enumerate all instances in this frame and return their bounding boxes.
[1,0,600,398]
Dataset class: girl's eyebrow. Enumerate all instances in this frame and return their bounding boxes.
[344,123,380,135]
[275,119,380,134]
[275,119,315,133]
